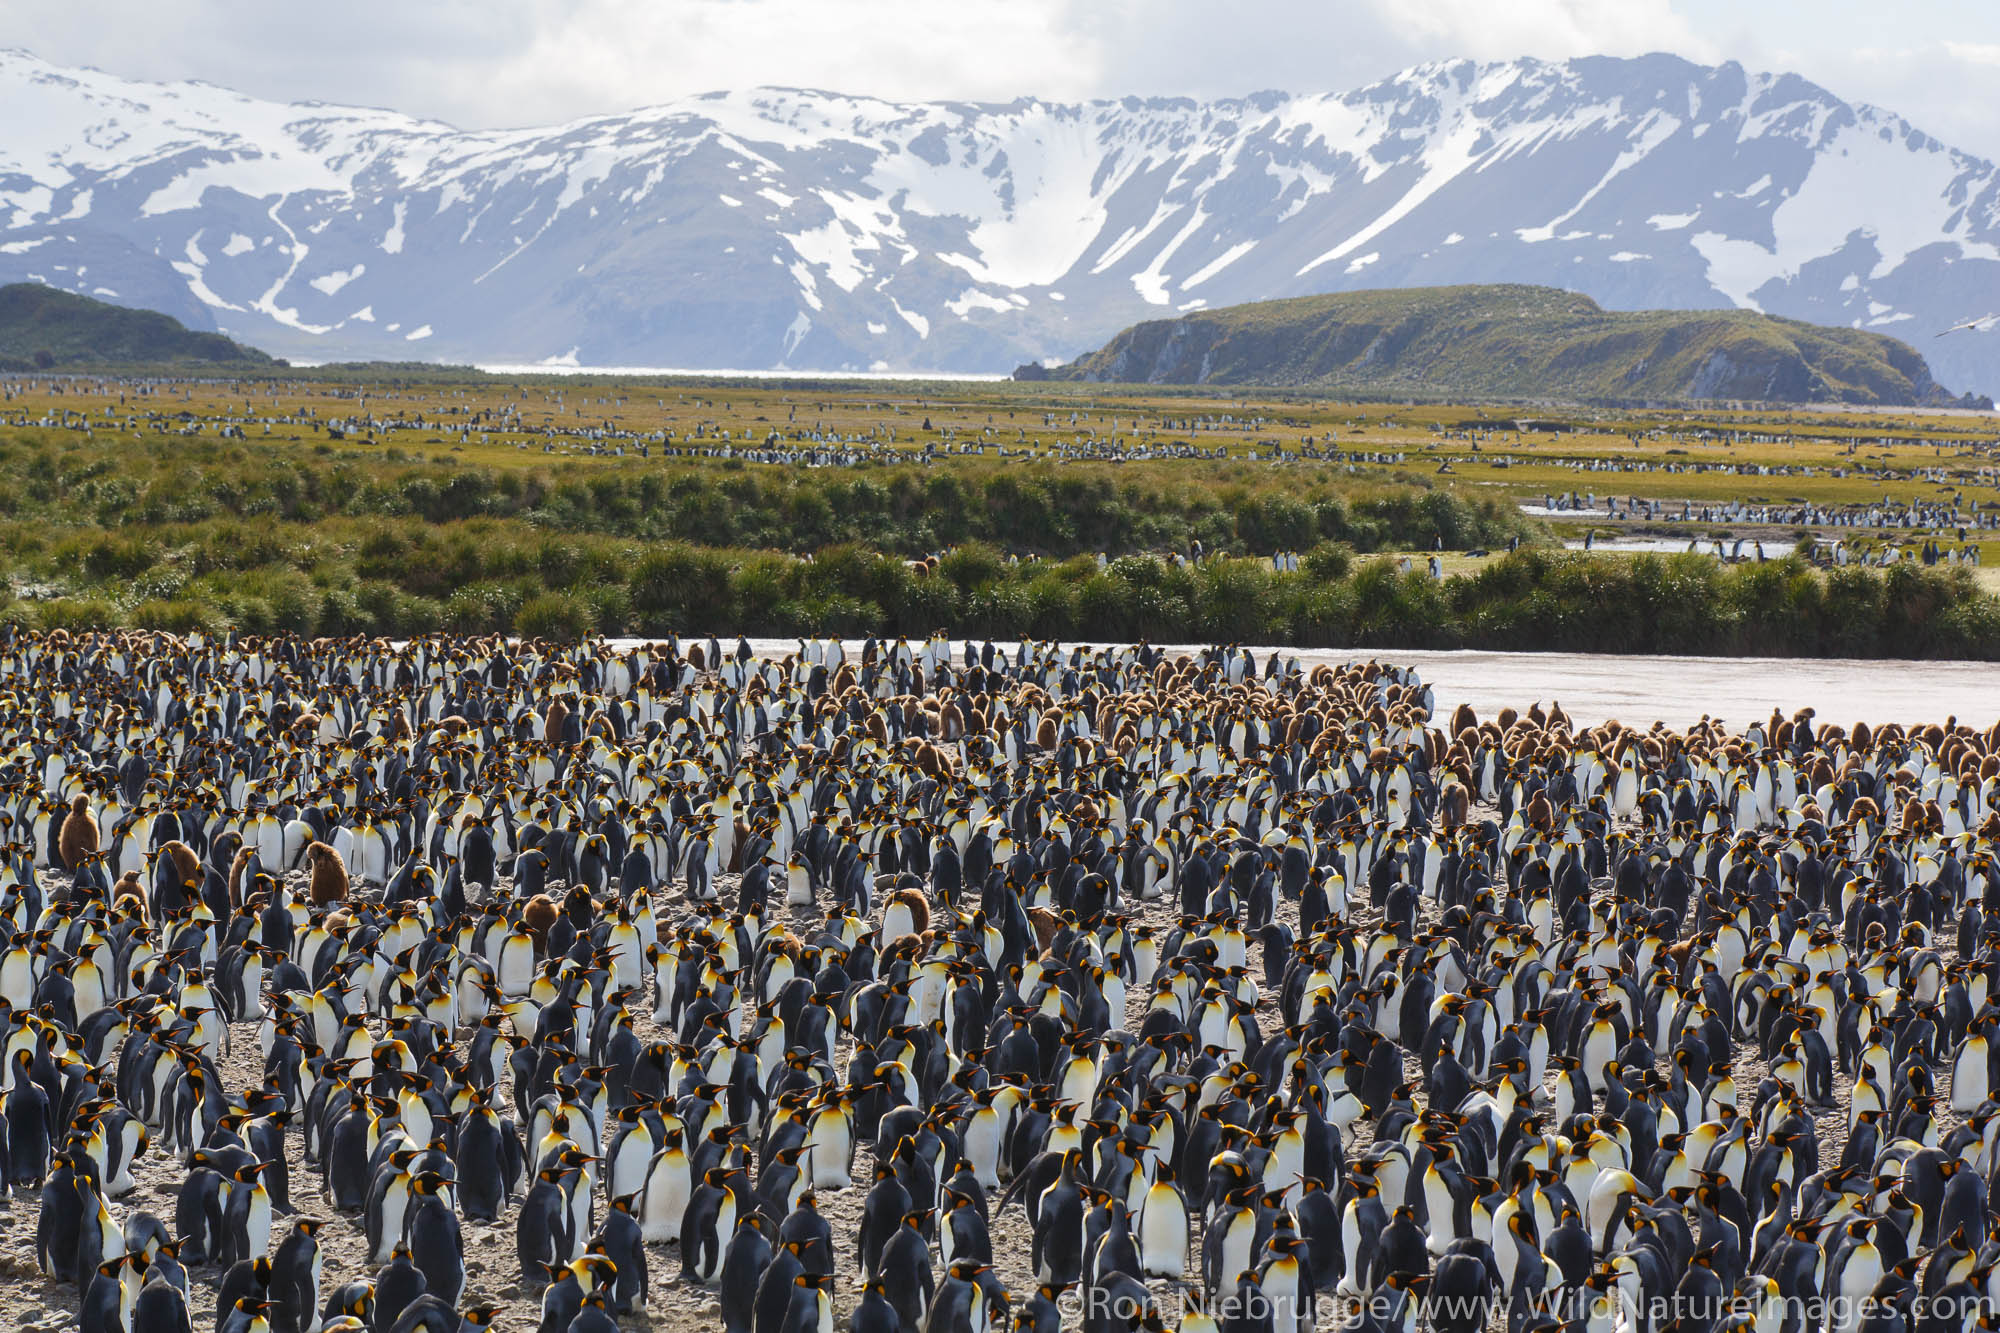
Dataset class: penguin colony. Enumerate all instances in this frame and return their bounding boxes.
[3,630,2000,1333]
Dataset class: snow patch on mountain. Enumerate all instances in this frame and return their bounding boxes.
[309,264,363,296]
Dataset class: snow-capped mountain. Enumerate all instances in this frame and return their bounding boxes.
[2,49,1997,390]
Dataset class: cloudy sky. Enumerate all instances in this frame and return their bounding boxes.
[11,0,2000,155]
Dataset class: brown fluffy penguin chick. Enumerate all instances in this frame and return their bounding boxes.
[1025,906,1063,954]
[884,887,931,939]
[228,845,255,909]
[1524,790,1556,831]
[112,872,148,921]
[59,795,99,871]
[522,893,559,948]
[913,742,957,781]
[304,842,351,907]
[1439,782,1472,829]
[160,840,200,889]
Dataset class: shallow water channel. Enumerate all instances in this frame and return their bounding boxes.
[620,639,1998,730]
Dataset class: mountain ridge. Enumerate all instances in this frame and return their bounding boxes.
[0,49,1996,389]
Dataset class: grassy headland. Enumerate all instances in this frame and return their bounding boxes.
[0,284,276,371]
[1045,285,1990,408]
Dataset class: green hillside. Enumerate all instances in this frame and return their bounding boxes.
[1038,284,1986,407]
[0,284,274,370]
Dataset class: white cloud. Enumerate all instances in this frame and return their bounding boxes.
[1720,35,2000,160]
[5,0,1998,161]
[1378,0,1712,59]
[9,0,1099,127]
[1945,40,2000,65]
[1814,44,2000,155]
